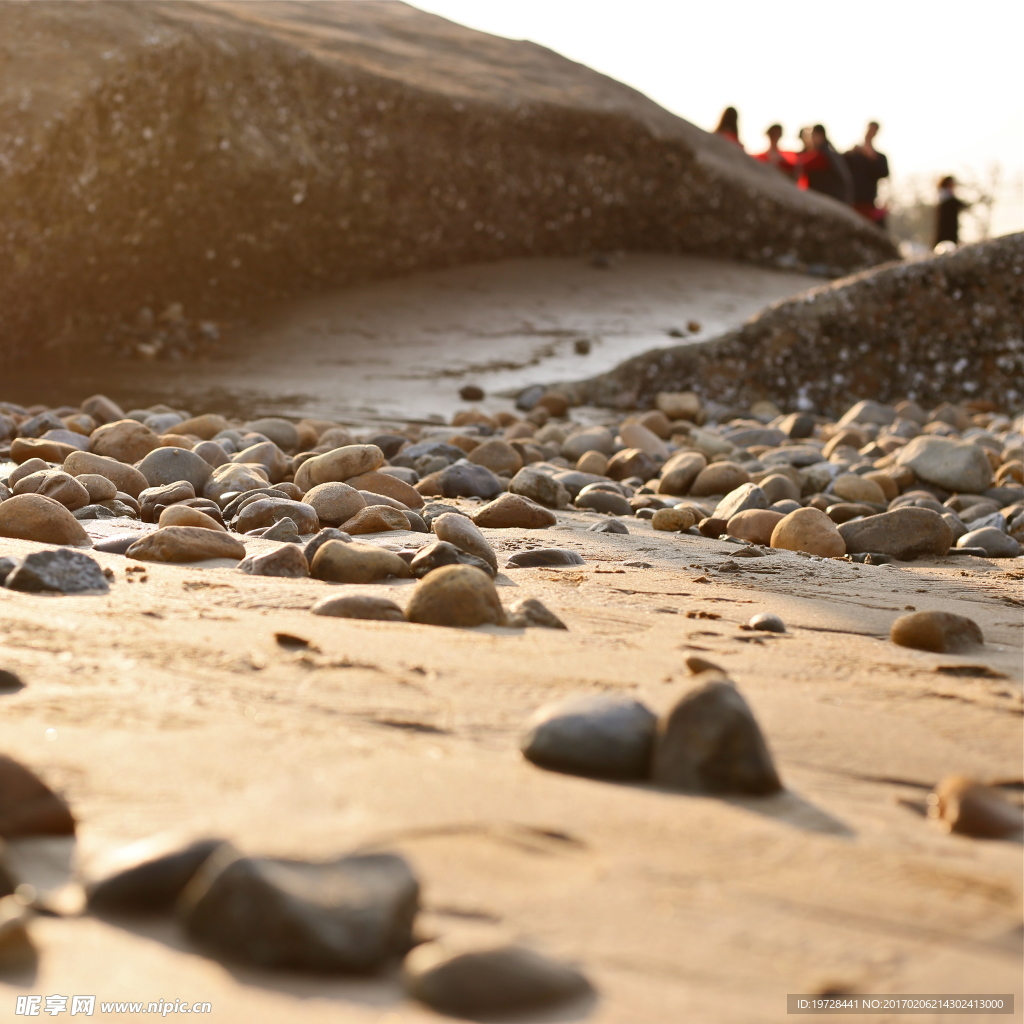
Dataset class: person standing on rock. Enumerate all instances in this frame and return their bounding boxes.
[755,124,797,180]
[845,121,890,228]
[934,175,969,248]
[799,125,854,205]
[714,107,744,149]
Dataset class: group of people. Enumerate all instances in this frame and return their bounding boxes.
[714,108,967,247]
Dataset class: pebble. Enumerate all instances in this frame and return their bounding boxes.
[10,436,78,463]
[90,419,160,463]
[957,527,1021,558]
[522,694,655,779]
[505,548,585,568]
[505,597,567,630]
[770,507,846,557]
[87,836,224,915]
[0,493,92,546]
[0,754,76,837]
[561,426,614,461]
[302,528,351,564]
[588,518,629,534]
[714,482,768,520]
[158,505,226,532]
[175,413,229,439]
[310,540,411,583]
[409,540,494,579]
[727,509,784,546]
[650,676,782,795]
[246,417,301,452]
[651,506,696,532]
[4,549,110,594]
[432,512,498,572]
[467,438,523,476]
[748,612,785,633]
[896,436,994,493]
[890,611,984,652]
[690,462,751,497]
[234,498,319,535]
[838,508,953,560]
[180,847,419,971]
[606,446,657,482]
[339,505,409,535]
[404,941,593,1017]
[575,450,609,475]
[928,776,1023,839]
[260,517,302,543]
[239,544,309,578]
[65,450,149,498]
[311,594,405,621]
[471,492,556,529]
[405,564,504,627]
[12,469,90,510]
[137,447,213,491]
[0,668,23,690]
[509,466,569,508]
[458,384,485,402]
[126,526,246,563]
[204,463,271,503]
[345,470,424,510]
[620,421,669,459]
[435,459,503,500]
[575,489,632,515]
[831,473,887,505]
[77,473,118,503]
[94,533,147,554]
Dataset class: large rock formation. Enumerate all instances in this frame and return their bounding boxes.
[569,233,1024,415]
[0,1,895,368]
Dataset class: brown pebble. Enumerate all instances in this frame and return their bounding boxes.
[928,776,1023,839]
[890,611,983,653]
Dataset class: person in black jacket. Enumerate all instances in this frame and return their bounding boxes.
[801,125,853,204]
[934,175,969,247]
[845,121,890,227]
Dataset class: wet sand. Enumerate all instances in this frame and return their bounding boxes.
[10,254,819,421]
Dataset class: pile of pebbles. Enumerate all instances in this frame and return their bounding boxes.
[0,386,1021,1000]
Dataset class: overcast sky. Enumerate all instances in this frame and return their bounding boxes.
[411,0,1023,234]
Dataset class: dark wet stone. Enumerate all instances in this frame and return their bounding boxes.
[367,434,407,459]
[505,548,585,568]
[4,549,110,594]
[550,470,608,501]
[572,489,631,516]
[221,487,280,519]
[890,611,983,653]
[516,384,546,411]
[311,595,405,621]
[778,412,816,439]
[94,533,148,554]
[405,942,593,1017]
[650,677,782,795]
[825,502,876,524]
[87,837,224,915]
[0,558,15,586]
[180,848,419,971]
[420,502,469,527]
[522,694,654,779]
[239,545,309,578]
[438,460,503,500]
[459,385,486,402]
[588,519,629,535]
[410,540,494,579]
[302,528,352,565]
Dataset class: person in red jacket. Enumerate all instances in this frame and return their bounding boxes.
[714,107,743,150]
[755,124,797,180]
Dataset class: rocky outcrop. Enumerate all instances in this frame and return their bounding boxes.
[0,1,895,368]
[570,233,1024,415]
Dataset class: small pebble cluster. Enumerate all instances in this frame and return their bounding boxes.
[0,383,1021,1006]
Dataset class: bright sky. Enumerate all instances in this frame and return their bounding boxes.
[411,0,1024,236]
